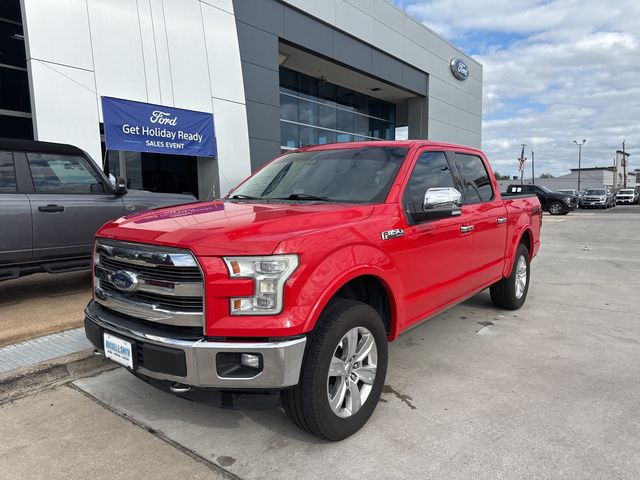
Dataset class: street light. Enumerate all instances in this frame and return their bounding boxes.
[573,139,586,191]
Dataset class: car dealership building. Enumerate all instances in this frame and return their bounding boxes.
[2,0,482,198]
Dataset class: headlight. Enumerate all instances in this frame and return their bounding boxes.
[223,255,299,315]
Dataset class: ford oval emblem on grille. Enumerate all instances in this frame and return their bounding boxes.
[110,270,138,292]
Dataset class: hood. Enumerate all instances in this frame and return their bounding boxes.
[97,200,374,256]
[122,189,197,213]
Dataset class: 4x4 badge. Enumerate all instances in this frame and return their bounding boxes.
[381,229,404,240]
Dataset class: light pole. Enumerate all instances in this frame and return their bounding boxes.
[573,139,586,191]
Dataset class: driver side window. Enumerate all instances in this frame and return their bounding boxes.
[27,153,105,194]
[403,151,456,221]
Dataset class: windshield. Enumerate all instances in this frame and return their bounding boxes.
[538,185,553,193]
[618,189,634,194]
[230,147,408,203]
[586,189,605,195]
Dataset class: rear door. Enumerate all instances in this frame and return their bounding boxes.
[451,151,508,291]
[394,149,473,327]
[0,150,32,267]
[22,151,125,261]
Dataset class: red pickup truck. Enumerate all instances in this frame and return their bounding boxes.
[85,141,541,441]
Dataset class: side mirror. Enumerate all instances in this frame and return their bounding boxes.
[115,176,127,196]
[423,187,462,211]
[409,187,462,223]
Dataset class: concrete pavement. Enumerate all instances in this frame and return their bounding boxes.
[2,207,640,479]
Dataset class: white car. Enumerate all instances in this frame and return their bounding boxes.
[616,188,639,205]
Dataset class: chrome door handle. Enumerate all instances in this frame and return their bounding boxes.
[460,225,474,233]
[497,217,508,224]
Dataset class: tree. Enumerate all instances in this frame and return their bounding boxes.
[493,171,510,180]
[539,173,555,178]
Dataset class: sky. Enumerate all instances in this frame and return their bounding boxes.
[392,0,640,178]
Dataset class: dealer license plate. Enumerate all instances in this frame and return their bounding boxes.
[104,333,134,369]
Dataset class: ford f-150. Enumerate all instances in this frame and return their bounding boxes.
[84,141,541,440]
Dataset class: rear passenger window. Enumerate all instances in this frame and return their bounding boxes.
[0,151,17,193]
[27,152,104,193]
[454,153,493,203]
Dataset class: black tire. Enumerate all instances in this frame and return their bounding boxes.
[490,244,530,310]
[281,299,388,441]
[560,211,569,215]
[548,201,563,215]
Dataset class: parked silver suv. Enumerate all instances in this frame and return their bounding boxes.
[0,138,196,281]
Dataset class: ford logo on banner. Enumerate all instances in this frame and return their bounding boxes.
[450,58,469,81]
[102,96,217,157]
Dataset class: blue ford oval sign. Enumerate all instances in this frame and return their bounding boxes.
[450,58,469,81]
[110,271,138,292]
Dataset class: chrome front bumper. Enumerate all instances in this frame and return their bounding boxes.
[85,301,306,389]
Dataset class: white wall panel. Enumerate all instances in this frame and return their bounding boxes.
[335,1,374,44]
[87,0,147,105]
[29,60,102,164]
[284,0,336,25]
[22,0,94,70]
[201,3,245,104]
[162,0,212,113]
[374,0,404,34]
[136,0,162,104]
[149,0,175,105]
[211,98,251,196]
[201,0,233,14]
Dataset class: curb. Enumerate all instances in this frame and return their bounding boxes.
[0,349,116,404]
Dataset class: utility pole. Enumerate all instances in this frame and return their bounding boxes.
[622,139,627,189]
[531,150,535,184]
[573,139,586,191]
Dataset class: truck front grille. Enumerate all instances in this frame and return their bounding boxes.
[93,239,205,329]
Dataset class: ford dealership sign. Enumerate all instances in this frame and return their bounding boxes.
[102,97,217,157]
[450,58,469,81]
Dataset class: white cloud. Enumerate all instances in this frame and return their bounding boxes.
[396,0,640,177]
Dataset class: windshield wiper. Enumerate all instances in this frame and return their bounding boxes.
[230,194,261,200]
[274,193,330,202]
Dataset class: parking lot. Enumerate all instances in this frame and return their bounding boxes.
[3,206,640,479]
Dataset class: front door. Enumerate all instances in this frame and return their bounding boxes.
[20,151,125,261]
[393,149,473,329]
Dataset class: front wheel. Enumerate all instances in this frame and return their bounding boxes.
[281,299,388,441]
[490,244,530,310]
[548,201,563,215]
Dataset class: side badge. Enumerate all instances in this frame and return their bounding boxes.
[381,229,404,241]
[125,205,136,212]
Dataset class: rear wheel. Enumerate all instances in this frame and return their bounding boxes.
[490,244,530,310]
[548,201,563,215]
[281,299,388,441]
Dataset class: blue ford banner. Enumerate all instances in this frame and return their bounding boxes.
[102,96,216,157]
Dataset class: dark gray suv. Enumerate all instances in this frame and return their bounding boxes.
[0,138,196,281]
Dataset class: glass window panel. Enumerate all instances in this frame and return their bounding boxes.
[280,93,298,122]
[281,122,298,149]
[318,104,336,130]
[336,86,354,109]
[404,151,455,207]
[0,151,16,193]
[383,122,395,140]
[337,109,354,134]
[0,21,26,68]
[367,99,382,119]
[368,119,382,139]
[318,81,336,103]
[354,114,369,138]
[298,126,318,147]
[279,67,298,95]
[27,153,104,193]
[317,129,336,145]
[454,153,494,203]
[125,151,143,190]
[0,66,30,112]
[0,1,22,23]
[336,133,352,143]
[0,114,32,139]
[298,74,318,100]
[298,99,318,125]
[353,92,369,115]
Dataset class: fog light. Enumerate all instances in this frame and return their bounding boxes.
[241,353,261,369]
